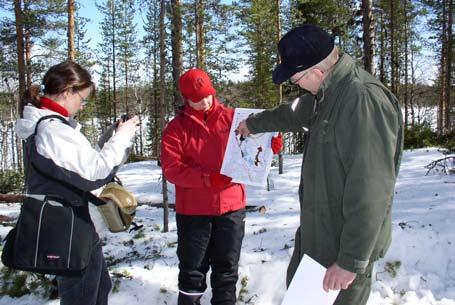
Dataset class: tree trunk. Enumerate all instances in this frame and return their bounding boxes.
[445,0,452,132]
[379,11,386,85]
[125,57,129,113]
[390,0,397,96]
[68,0,75,60]
[438,0,448,135]
[403,0,409,129]
[23,0,32,89]
[195,0,205,70]
[153,4,160,158]
[111,0,117,121]
[0,193,25,203]
[159,0,169,233]
[276,0,284,175]
[24,30,32,88]
[171,0,184,112]
[14,0,26,117]
[134,88,144,156]
[410,47,416,127]
[362,0,375,75]
[9,119,16,170]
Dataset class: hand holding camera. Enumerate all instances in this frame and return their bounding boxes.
[116,114,140,139]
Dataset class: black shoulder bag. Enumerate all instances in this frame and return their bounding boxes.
[1,115,96,276]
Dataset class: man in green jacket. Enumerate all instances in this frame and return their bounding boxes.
[236,24,403,305]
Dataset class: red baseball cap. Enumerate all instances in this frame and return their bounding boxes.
[179,68,216,103]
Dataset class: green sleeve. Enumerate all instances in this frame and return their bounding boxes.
[246,93,315,134]
[335,85,400,273]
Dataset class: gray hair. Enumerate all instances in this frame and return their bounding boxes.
[313,46,339,73]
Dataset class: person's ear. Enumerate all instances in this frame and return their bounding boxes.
[313,68,326,84]
[62,88,72,100]
[313,68,324,78]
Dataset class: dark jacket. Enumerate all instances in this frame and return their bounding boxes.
[161,99,246,215]
[246,53,404,275]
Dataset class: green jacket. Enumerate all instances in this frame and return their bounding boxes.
[246,53,403,275]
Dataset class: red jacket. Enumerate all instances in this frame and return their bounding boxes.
[161,99,246,215]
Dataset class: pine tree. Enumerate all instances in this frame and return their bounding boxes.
[171,0,184,111]
[203,1,239,83]
[97,0,120,121]
[21,0,67,85]
[143,0,161,158]
[159,0,169,233]
[195,0,205,70]
[68,0,75,60]
[117,0,139,114]
[418,0,453,134]
[73,1,94,68]
[13,0,26,115]
[238,0,280,108]
[362,0,375,74]
[181,0,238,84]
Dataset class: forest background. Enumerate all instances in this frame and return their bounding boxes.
[0,0,453,195]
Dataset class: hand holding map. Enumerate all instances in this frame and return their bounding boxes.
[221,108,277,187]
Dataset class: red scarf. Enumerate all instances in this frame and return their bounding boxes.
[40,97,69,117]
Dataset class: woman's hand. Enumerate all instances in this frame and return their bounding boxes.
[116,115,140,139]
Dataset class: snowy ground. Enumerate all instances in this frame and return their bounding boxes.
[1,147,455,305]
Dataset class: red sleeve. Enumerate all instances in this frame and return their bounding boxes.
[160,120,209,188]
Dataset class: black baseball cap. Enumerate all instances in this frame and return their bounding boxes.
[272,24,335,84]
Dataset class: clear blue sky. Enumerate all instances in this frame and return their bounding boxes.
[79,0,141,50]
[79,0,234,50]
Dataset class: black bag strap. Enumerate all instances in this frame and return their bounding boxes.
[43,194,73,207]
[30,115,107,207]
[34,115,71,135]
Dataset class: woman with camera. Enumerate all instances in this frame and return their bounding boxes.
[15,61,139,305]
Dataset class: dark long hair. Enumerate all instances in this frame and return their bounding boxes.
[20,61,94,116]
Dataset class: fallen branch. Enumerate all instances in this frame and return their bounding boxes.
[1,195,265,214]
[0,193,25,203]
[138,202,264,213]
[425,155,455,176]
[0,215,15,222]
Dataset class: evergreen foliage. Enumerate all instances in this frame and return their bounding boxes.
[0,169,24,194]
[0,0,452,162]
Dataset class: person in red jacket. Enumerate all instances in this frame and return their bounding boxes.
[161,68,282,305]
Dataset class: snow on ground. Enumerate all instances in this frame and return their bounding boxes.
[1,148,455,305]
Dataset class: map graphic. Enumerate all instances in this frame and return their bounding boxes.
[221,108,277,187]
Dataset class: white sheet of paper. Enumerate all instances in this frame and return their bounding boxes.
[281,255,340,305]
[220,108,277,187]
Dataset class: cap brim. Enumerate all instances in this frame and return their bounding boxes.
[272,63,296,85]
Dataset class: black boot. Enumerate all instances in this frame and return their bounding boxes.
[178,292,203,305]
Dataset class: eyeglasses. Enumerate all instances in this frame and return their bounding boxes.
[75,90,89,106]
[289,69,311,85]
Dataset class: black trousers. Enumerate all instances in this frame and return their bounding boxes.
[176,209,246,305]
[57,239,112,305]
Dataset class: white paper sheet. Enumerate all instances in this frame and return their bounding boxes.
[220,108,276,187]
[280,255,340,305]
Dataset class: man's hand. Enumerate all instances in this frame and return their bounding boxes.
[236,120,250,137]
[322,264,356,292]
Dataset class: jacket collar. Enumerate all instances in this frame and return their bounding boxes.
[183,98,222,130]
[40,97,69,117]
[315,52,354,103]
